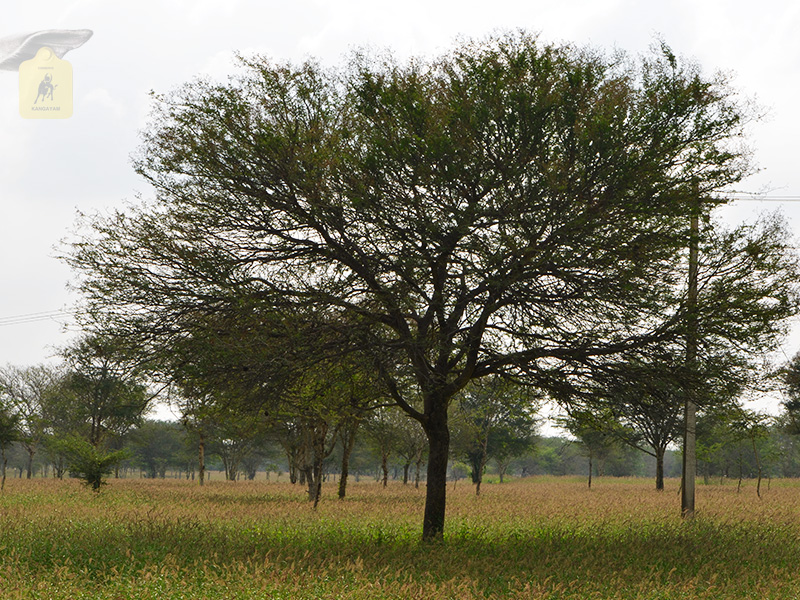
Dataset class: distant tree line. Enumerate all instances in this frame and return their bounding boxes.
[5,348,800,494]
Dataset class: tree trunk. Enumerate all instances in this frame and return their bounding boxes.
[313,477,323,509]
[498,462,507,483]
[305,419,335,507]
[303,466,315,501]
[381,451,389,487]
[221,452,229,481]
[312,458,324,509]
[403,462,410,485]
[588,452,593,489]
[306,442,325,508]
[422,408,449,542]
[752,437,763,499]
[475,453,487,497]
[338,424,358,499]
[1,446,6,491]
[198,433,206,486]
[469,453,481,484]
[737,454,743,493]
[655,447,665,491]
[26,447,34,479]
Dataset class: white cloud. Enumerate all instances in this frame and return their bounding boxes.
[81,87,126,118]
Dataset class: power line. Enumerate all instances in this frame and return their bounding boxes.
[718,192,800,202]
[0,310,73,327]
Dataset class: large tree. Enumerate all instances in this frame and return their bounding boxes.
[67,33,754,540]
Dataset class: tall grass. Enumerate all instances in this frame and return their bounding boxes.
[1,476,799,598]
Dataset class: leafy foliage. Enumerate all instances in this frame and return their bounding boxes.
[451,377,537,492]
[57,334,153,447]
[59,435,129,490]
[0,364,61,478]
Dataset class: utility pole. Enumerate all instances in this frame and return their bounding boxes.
[681,180,699,519]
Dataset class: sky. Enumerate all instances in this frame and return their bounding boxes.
[1,0,800,417]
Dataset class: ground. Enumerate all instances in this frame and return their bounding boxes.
[1,475,799,599]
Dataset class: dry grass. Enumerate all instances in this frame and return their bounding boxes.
[1,476,800,598]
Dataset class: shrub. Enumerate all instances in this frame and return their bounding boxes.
[60,435,129,490]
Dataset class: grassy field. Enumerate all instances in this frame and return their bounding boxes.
[1,476,800,599]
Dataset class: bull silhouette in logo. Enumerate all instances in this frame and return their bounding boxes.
[34,73,56,104]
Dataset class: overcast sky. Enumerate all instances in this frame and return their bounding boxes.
[2,1,800,406]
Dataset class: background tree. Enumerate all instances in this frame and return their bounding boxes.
[559,408,623,488]
[0,401,19,490]
[696,407,731,484]
[727,408,771,497]
[67,34,758,540]
[491,418,537,483]
[559,210,799,492]
[337,415,361,497]
[127,420,187,478]
[575,356,686,491]
[781,351,800,430]
[47,335,155,487]
[172,384,216,485]
[452,376,538,494]
[0,365,59,478]
[393,413,428,487]
[57,334,153,448]
[363,408,404,487]
[208,405,268,482]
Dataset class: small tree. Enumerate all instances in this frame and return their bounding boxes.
[393,415,427,487]
[364,408,404,487]
[560,409,622,488]
[452,377,538,494]
[62,435,129,490]
[57,334,153,448]
[0,365,59,478]
[0,403,20,491]
[173,386,216,485]
[727,408,771,497]
[589,358,686,491]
